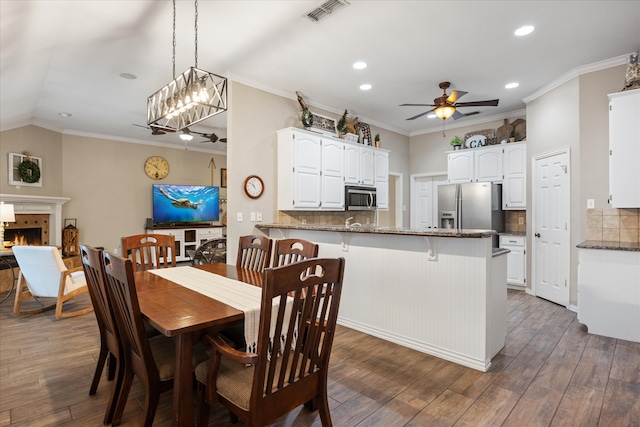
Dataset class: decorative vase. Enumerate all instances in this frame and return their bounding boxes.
[453,144,461,150]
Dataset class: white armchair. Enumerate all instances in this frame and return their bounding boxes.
[12,245,93,318]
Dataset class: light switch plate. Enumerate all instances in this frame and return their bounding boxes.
[257,212,263,221]
[250,212,256,221]
[237,212,243,222]
[587,199,595,209]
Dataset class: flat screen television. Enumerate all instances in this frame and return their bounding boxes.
[152,184,219,225]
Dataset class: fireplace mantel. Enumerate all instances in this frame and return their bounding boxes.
[0,194,70,247]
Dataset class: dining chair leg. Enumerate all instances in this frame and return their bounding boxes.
[111,368,134,426]
[141,382,160,427]
[104,357,124,425]
[317,392,333,427]
[196,382,210,427]
[107,352,117,380]
[89,345,108,395]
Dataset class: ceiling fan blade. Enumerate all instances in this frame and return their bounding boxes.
[406,109,434,120]
[399,103,436,107]
[452,110,480,120]
[447,90,467,104]
[455,99,500,107]
[220,138,227,143]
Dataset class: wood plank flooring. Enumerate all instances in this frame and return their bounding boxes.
[1,289,638,426]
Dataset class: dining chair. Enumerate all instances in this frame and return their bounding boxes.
[272,238,319,267]
[188,237,227,265]
[12,245,93,319]
[195,257,345,427]
[80,245,123,425]
[121,233,176,272]
[236,234,272,273]
[101,251,207,427]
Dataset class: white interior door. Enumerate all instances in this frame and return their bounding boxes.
[411,175,447,229]
[533,150,570,307]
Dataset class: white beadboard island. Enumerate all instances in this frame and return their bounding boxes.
[258,224,508,372]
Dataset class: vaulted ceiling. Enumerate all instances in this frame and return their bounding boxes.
[1,1,638,151]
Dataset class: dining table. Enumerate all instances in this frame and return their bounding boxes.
[134,262,263,427]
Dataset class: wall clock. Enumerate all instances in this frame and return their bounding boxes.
[244,175,264,199]
[144,156,169,180]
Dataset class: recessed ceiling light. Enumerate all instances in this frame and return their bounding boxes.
[58,112,72,118]
[360,84,372,91]
[505,82,519,89]
[427,114,437,119]
[514,25,534,36]
[353,61,367,70]
[119,72,137,80]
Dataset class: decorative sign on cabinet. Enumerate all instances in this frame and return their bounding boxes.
[277,127,389,211]
[608,88,640,208]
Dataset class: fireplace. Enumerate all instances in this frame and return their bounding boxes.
[0,194,69,247]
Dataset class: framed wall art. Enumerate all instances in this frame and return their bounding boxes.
[308,112,338,137]
[8,152,42,187]
[221,168,227,188]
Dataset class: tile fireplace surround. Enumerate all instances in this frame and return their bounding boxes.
[0,194,69,247]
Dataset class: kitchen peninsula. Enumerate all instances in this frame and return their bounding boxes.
[258,224,508,371]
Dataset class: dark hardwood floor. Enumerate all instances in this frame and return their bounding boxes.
[1,289,638,426]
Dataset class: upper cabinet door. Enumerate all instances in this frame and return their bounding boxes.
[344,144,360,184]
[609,89,640,208]
[503,144,527,209]
[360,146,375,186]
[474,146,503,182]
[448,151,474,183]
[321,139,345,209]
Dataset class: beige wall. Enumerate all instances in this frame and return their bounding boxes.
[1,126,226,253]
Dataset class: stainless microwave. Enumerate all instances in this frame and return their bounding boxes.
[345,186,377,211]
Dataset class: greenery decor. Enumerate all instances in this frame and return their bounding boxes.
[450,136,463,146]
[18,158,41,183]
[301,108,313,128]
[336,109,348,136]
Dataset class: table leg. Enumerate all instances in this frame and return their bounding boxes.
[173,333,194,427]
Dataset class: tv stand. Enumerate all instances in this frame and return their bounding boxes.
[146,225,223,262]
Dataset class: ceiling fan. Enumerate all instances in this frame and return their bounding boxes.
[189,129,227,144]
[400,82,499,121]
[132,123,175,135]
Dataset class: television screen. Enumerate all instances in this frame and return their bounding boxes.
[152,184,219,224]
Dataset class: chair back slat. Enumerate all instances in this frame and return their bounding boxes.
[254,258,344,402]
[236,235,272,272]
[11,246,67,297]
[121,234,176,272]
[272,238,319,268]
[101,251,157,377]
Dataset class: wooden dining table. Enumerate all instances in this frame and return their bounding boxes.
[134,263,263,427]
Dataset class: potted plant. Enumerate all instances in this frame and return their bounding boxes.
[450,135,463,150]
[374,133,381,148]
[509,130,516,142]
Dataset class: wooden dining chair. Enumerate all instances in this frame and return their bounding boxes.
[101,251,207,427]
[272,238,319,267]
[195,257,345,427]
[12,245,93,319]
[80,245,123,425]
[236,234,272,273]
[121,233,176,272]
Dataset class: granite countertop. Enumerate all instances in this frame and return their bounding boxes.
[257,223,497,238]
[577,240,640,252]
[492,248,510,257]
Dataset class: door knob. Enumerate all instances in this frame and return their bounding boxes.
[535,233,541,238]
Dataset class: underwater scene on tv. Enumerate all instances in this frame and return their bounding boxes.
[152,184,219,224]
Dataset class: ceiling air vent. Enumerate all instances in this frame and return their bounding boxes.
[305,0,350,22]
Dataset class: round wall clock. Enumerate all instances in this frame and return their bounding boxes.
[244,175,264,199]
[144,156,169,180]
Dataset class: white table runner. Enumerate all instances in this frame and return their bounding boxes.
[149,266,292,352]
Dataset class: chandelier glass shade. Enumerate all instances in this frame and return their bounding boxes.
[434,105,456,119]
[148,67,227,131]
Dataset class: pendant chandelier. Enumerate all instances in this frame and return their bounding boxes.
[147,0,227,132]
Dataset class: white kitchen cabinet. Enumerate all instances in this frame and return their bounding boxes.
[608,88,640,208]
[147,226,223,263]
[499,234,526,287]
[375,150,390,209]
[448,146,502,183]
[502,143,527,209]
[447,150,475,183]
[344,142,375,186]
[320,138,345,209]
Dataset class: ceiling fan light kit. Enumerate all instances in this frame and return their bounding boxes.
[147,0,227,133]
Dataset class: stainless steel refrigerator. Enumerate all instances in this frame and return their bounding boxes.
[438,182,504,247]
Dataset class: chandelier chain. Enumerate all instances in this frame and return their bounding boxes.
[194,0,199,68]
[172,0,176,79]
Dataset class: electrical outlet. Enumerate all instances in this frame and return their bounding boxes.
[237,212,243,222]
[250,212,256,221]
[518,217,524,225]
[587,199,595,209]
[113,248,119,255]
[256,212,263,221]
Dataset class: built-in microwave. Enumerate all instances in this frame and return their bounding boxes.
[345,186,377,211]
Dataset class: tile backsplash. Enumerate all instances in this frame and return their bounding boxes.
[277,211,375,226]
[505,210,526,233]
[586,208,639,243]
